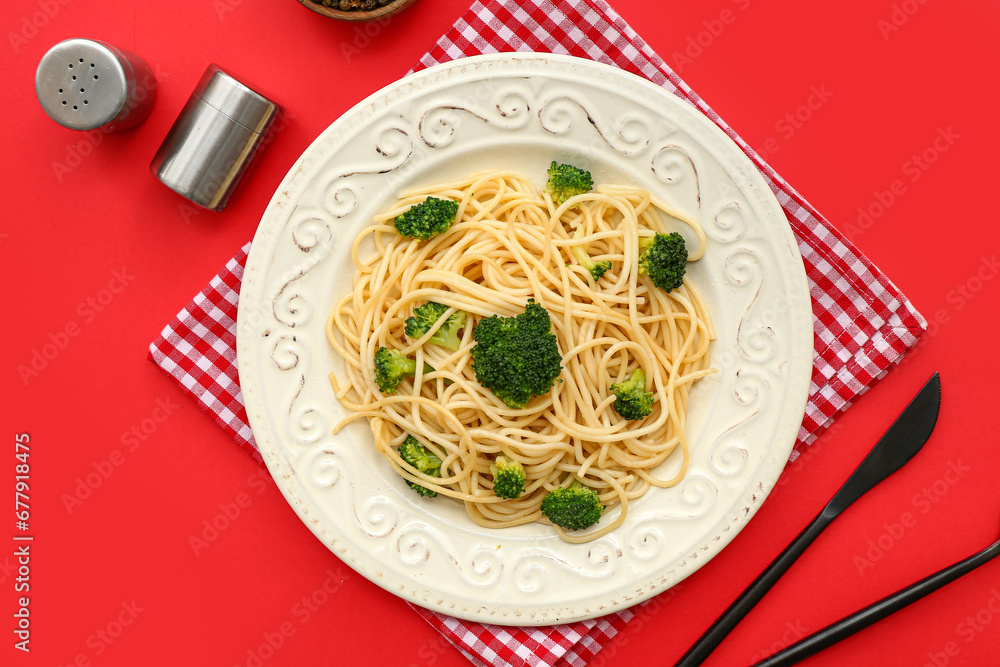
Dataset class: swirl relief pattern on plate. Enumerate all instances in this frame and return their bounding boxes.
[237,55,813,624]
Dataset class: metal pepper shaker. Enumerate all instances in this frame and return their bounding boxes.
[150,65,280,212]
[35,38,156,132]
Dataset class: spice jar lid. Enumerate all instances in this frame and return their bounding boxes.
[35,38,154,132]
[193,65,278,134]
[150,64,280,212]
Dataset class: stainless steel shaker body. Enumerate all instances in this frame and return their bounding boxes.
[150,65,280,212]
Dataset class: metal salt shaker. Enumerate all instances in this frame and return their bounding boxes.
[35,38,156,132]
[150,65,280,212]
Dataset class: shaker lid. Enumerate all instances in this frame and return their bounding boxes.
[35,39,129,130]
[193,65,278,134]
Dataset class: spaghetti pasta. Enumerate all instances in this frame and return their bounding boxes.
[326,168,714,542]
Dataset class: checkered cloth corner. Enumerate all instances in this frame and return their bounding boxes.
[148,242,260,464]
[148,1,927,665]
[412,605,636,667]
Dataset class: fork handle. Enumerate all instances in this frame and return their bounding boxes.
[751,539,1000,667]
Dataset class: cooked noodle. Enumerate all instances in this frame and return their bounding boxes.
[326,169,714,542]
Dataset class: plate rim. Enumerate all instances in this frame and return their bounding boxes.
[237,52,813,625]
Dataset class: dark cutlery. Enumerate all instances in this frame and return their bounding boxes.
[750,523,1000,666]
[675,372,941,666]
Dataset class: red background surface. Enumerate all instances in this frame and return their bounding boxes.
[3,0,999,665]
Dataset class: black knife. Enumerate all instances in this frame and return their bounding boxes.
[675,372,941,666]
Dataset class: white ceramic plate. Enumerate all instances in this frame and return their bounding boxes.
[237,53,813,625]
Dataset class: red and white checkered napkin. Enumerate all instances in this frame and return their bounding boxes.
[148,1,927,664]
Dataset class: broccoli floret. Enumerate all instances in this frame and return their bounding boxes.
[490,455,526,499]
[609,368,654,420]
[404,302,468,351]
[546,161,593,204]
[638,232,687,292]
[398,435,442,497]
[470,299,563,409]
[373,347,434,394]
[393,197,459,240]
[540,480,604,530]
[571,244,612,282]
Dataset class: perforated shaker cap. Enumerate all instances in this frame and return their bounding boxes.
[35,39,136,131]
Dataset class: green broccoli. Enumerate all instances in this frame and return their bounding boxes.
[404,302,468,351]
[470,299,563,409]
[490,455,526,499]
[609,368,654,420]
[373,347,434,394]
[638,232,687,292]
[393,197,459,240]
[398,435,442,498]
[540,480,604,530]
[571,244,612,282]
[545,161,593,204]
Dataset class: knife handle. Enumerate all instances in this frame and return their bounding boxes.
[750,538,1000,667]
[674,509,835,666]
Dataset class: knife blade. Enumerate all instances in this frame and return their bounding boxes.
[824,372,941,515]
[675,372,941,666]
